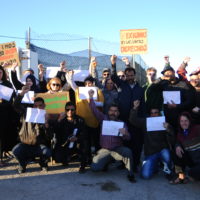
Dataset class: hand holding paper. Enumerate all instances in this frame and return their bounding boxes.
[102,120,124,136]
[79,87,97,100]
[163,91,181,104]
[0,84,14,101]
[25,107,46,124]
[147,116,166,132]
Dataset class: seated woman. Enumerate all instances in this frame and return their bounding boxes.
[171,112,200,183]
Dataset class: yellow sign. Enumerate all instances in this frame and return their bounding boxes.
[35,92,70,114]
[0,41,20,67]
[120,29,147,54]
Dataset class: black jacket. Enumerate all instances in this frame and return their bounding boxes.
[129,108,175,156]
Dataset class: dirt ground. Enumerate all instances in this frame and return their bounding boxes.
[0,157,199,200]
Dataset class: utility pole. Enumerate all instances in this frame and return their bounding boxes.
[88,36,92,64]
[26,27,31,49]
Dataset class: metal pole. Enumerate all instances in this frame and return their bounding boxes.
[88,36,92,64]
[132,54,135,69]
[27,27,31,69]
[26,27,31,49]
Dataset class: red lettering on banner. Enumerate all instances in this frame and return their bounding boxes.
[121,45,147,53]
[5,48,16,54]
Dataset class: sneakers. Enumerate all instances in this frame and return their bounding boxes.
[79,166,86,174]
[127,175,136,183]
[39,160,49,172]
[41,166,48,172]
[18,165,26,174]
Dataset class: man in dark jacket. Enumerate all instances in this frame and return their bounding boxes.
[129,100,175,179]
[149,65,194,131]
[12,86,52,173]
[53,101,87,173]
[110,55,145,171]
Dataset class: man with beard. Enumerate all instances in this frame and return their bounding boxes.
[150,65,194,131]
[88,89,136,183]
[110,55,145,172]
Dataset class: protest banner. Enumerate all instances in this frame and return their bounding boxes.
[35,92,70,114]
[0,41,20,67]
[120,29,147,54]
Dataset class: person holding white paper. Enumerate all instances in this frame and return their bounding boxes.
[53,101,87,173]
[68,73,104,160]
[12,86,52,174]
[0,65,15,166]
[149,63,194,130]
[88,89,136,183]
[129,100,175,180]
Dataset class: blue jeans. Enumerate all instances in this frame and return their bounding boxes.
[12,143,51,167]
[141,148,171,179]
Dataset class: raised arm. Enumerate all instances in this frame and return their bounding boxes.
[88,89,105,122]
[13,85,30,114]
[110,55,124,87]
[66,70,78,92]
[10,62,24,90]
[176,57,190,82]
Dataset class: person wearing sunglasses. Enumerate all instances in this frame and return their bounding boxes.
[46,77,62,94]
[53,101,87,173]
[129,100,175,180]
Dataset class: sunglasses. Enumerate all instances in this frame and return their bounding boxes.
[51,83,60,87]
[103,73,110,76]
[66,108,75,112]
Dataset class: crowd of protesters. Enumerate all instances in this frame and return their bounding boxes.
[0,55,200,184]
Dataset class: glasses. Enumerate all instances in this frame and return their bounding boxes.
[51,83,60,87]
[103,73,110,76]
[66,108,75,112]
[190,79,198,82]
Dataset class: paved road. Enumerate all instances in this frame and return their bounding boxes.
[0,159,199,200]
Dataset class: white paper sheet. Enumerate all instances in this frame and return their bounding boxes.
[102,120,124,136]
[0,84,14,101]
[147,116,166,131]
[25,107,46,124]
[46,67,60,79]
[18,90,34,104]
[73,70,89,82]
[163,91,181,104]
[78,87,98,100]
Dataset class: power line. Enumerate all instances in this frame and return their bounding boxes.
[0,35,88,42]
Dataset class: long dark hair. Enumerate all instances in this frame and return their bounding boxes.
[0,65,8,82]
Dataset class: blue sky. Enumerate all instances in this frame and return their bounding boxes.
[1,0,200,75]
